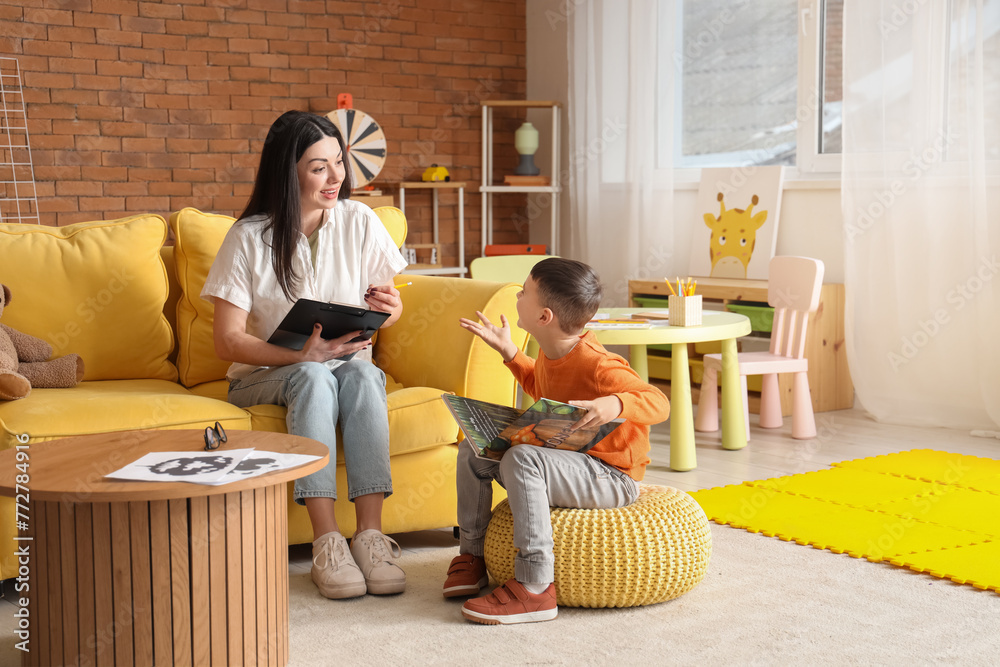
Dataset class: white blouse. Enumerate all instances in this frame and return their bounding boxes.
[202,199,407,380]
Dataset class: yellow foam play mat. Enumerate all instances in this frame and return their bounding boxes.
[690,449,1000,594]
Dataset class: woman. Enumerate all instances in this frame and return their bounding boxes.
[202,111,408,599]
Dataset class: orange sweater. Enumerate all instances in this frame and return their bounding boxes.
[504,331,670,480]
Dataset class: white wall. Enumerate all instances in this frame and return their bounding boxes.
[526,1,847,284]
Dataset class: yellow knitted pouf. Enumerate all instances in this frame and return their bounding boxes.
[483,484,712,608]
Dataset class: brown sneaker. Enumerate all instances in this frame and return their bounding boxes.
[443,553,489,598]
[311,531,366,599]
[461,579,558,625]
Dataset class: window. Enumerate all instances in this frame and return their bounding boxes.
[661,0,843,173]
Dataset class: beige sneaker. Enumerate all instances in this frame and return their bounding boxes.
[311,531,366,599]
[349,529,406,595]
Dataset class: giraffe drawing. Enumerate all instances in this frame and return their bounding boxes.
[703,192,768,279]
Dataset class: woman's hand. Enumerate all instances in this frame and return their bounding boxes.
[364,283,400,313]
[568,396,623,431]
[363,283,403,327]
[459,311,519,362]
[299,324,372,363]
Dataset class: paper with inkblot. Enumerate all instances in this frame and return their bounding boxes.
[104,449,256,484]
[105,449,323,485]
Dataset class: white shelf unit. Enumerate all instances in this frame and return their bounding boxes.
[397,180,469,276]
[480,100,561,255]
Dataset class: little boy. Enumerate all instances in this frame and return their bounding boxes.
[447,258,670,624]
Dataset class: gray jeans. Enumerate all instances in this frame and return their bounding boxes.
[457,444,638,584]
[228,360,392,504]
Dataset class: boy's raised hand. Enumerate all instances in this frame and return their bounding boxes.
[568,396,623,431]
[459,311,518,362]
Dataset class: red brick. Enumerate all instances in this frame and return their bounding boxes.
[143,63,187,80]
[227,9,267,25]
[249,82,289,97]
[129,168,173,182]
[122,77,166,93]
[183,5,225,21]
[209,52,250,67]
[78,196,126,211]
[103,182,149,198]
[23,39,72,57]
[172,168,215,182]
[164,20,210,36]
[142,33,187,50]
[145,94,189,109]
[92,1,139,17]
[98,122,148,137]
[248,53,289,68]
[138,2,183,19]
[125,196,170,211]
[121,16,165,33]
[49,25,96,43]
[96,29,142,47]
[119,47,165,64]
[23,8,72,26]
[97,61,143,77]
[248,25,288,40]
[72,42,120,61]
[151,152,192,168]
[164,49,207,67]
[74,12,121,30]
[121,108,167,124]
[228,38,268,53]
[166,80,209,96]
[168,109,211,125]
[103,152,146,167]
[122,137,165,152]
[76,106,125,122]
[266,40,308,55]
[149,181,193,196]
[209,22,250,38]
[24,72,75,89]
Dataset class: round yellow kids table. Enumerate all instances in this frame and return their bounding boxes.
[585,309,752,472]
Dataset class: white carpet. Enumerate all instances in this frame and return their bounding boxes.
[288,526,1000,666]
[2,524,997,666]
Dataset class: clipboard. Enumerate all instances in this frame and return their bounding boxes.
[267,298,390,360]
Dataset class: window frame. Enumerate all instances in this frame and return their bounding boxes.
[796,0,842,174]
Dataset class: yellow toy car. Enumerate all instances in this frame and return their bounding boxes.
[421,164,450,182]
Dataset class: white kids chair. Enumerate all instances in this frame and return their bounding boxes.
[695,256,824,440]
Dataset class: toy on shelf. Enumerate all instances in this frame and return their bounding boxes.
[421,164,451,182]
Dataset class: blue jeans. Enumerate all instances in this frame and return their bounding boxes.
[456,444,638,584]
[228,360,393,504]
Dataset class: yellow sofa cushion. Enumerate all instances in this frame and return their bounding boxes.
[168,207,237,387]
[0,215,176,382]
[0,379,251,450]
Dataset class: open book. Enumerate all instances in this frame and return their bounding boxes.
[442,394,623,461]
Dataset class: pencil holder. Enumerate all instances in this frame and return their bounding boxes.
[669,295,702,326]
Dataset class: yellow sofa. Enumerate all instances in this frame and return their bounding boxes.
[0,211,525,579]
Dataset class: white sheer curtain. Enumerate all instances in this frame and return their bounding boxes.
[842,0,1000,430]
[567,0,678,305]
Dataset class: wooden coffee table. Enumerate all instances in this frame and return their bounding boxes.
[0,429,327,667]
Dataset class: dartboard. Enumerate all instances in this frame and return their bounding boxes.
[326,108,387,187]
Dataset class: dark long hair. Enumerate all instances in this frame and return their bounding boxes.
[239,111,354,301]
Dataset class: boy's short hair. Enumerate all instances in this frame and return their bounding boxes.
[529,258,603,334]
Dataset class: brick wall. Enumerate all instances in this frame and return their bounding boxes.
[1,0,529,267]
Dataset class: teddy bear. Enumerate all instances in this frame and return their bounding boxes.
[0,283,85,400]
